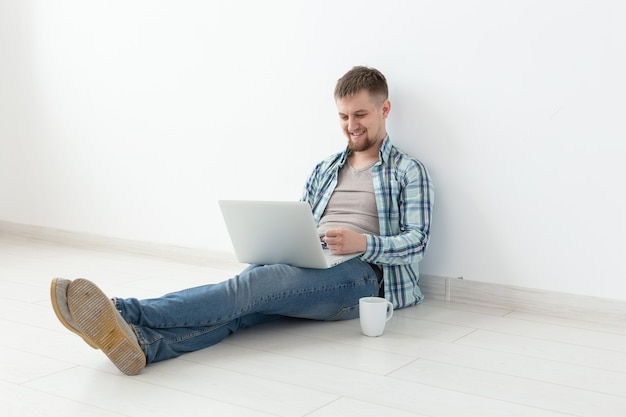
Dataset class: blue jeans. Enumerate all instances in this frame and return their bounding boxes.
[115,258,381,364]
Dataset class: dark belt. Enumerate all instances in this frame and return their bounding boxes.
[369,264,384,297]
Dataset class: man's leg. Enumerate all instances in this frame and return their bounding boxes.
[117,258,380,364]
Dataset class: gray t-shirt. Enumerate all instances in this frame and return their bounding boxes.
[317,161,380,237]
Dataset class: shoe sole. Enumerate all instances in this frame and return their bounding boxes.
[67,279,146,375]
[50,278,99,349]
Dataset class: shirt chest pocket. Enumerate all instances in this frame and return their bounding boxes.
[376,177,403,234]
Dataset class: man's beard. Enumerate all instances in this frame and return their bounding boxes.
[347,134,377,152]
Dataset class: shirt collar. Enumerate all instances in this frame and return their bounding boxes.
[378,135,392,163]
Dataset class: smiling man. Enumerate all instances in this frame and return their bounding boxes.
[51,66,434,375]
[338,73,390,156]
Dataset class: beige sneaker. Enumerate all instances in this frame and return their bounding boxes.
[67,278,146,375]
[50,278,98,349]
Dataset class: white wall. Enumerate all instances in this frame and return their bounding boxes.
[2,0,626,300]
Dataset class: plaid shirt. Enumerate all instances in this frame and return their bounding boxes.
[301,136,434,309]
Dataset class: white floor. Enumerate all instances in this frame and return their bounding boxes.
[1,234,626,417]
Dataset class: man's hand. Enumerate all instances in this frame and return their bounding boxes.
[322,228,367,255]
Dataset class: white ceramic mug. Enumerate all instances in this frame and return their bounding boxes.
[359,297,394,337]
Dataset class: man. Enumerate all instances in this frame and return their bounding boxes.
[50,66,434,375]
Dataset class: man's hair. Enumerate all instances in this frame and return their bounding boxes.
[334,66,388,103]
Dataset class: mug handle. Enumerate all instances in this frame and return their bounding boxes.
[385,301,394,322]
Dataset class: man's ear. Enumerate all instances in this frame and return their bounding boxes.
[382,99,391,119]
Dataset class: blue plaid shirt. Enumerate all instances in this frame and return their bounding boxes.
[301,136,434,309]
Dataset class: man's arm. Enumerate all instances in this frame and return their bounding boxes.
[362,158,434,266]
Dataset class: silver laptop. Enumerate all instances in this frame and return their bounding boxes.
[218,200,362,269]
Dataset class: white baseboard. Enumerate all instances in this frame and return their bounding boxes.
[0,220,242,269]
[3,220,626,325]
[420,274,626,326]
